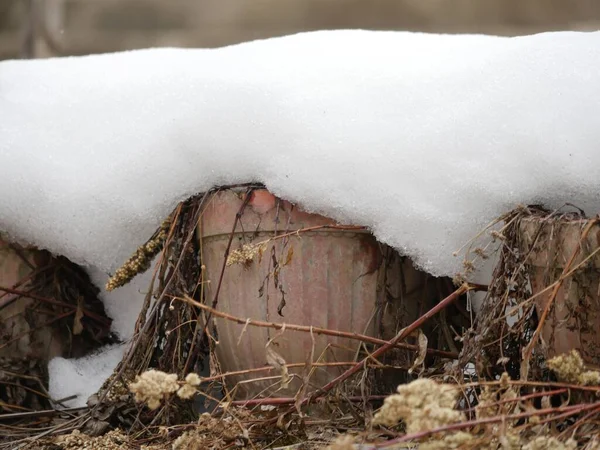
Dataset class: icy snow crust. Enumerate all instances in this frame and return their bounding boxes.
[2,30,600,278]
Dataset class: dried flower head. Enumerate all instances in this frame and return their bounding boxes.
[452,273,467,286]
[107,216,171,291]
[326,434,356,450]
[129,369,179,410]
[172,431,206,450]
[185,373,202,386]
[490,230,506,241]
[476,386,498,420]
[373,378,463,433]
[462,260,476,273]
[499,372,511,389]
[522,436,577,450]
[420,432,474,450]
[473,247,489,259]
[226,242,267,266]
[176,373,202,400]
[548,350,600,385]
[176,383,197,400]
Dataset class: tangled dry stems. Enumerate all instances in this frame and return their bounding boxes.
[12,198,600,450]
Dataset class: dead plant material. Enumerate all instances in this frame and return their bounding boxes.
[179,295,458,360]
[106,215,172,291]
[547,350,600,385]
[14,197,600,449]
[51,429,129,450]
[372,378,463,432]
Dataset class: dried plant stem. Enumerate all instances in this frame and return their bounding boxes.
[464,388,567,414]
[200,188,254,341]
[200,361,400,383]
[249,224,367,246]
[373,400,600,448]
[521,218,600,380]
[179,296,458,359]
[301,283,473,407]
[0,407,86,422]
[468,379,600,393]
[0,286,111,326]
[228,394,387,407]
[503,243,600,319]
[0,309,75,351]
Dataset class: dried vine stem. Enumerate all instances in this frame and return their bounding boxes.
[199,361,399,383]
[199,187,255,341]
[0,286,110,325]
[521,218,600,380]
[179,295,458,359]
[297,283,474,409]
[227,394,387,407]
[372,400,600,448]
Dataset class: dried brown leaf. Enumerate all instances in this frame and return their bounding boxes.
[277,286,287,317]
[408,329,428,374]
[284,246,294,266]
[294,327,315,416]
[266,345,290,389]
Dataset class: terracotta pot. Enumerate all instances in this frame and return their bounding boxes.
[519,216,600,365]
[197,189,439,398]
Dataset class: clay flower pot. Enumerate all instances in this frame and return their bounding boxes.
[519,216,600,366]
[197,189,439,398]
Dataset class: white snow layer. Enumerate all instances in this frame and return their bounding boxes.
[48,344,126,408]
[2,29,600,406]
[46,269,153,407]
[88,266,155,340]
[2,30,600,277]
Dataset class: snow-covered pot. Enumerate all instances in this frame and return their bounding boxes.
[519,216,600,366]
[197,189,439,398]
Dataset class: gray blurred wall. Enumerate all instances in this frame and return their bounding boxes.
[1,0,600,59]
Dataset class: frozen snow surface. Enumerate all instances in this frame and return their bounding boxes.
[88,265,155,340]
[47,266,155,406]
[48,344,126,408]
[2,29,600,278]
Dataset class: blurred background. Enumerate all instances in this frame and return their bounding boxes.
[1,0,600,60]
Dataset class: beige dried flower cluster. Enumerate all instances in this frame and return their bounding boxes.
[325,434,356,450]
[172,430,210,450]
[372,378,464,433]
[476,374,517,421]
[104,377,130,403]
[106,216,171,291]
[177,373,202,399]
[129,370,202,410]
[53,429,127,450]
[547,350,600,385]
[522,436,577,450]
[226,242,267,266]
[420,431,474,450]
[172,413,241,450]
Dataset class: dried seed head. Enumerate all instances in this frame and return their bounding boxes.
[226,242,268,266]
[373,378,463,432]
[129,369,179,410]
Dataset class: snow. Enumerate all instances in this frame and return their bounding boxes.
[1,29,600,406]
[48,344,126,408]
[45,270,153,407]
[88,266,155,340]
